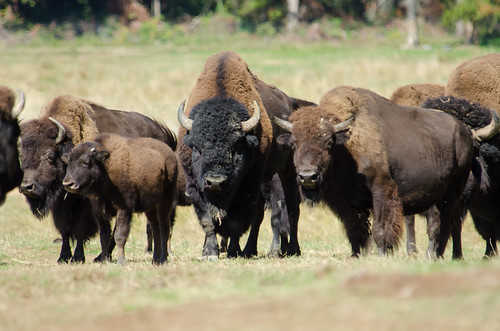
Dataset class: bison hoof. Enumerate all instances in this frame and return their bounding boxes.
[117,257,127,266]
[201,255,218,261]
[57,256,71,264]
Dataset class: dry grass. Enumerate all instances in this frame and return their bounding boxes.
[1,39,500,330]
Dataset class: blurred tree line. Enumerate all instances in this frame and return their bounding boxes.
[0,0,499,44]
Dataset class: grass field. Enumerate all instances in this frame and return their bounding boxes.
[1,36,500,330]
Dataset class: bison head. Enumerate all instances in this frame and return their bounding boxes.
[275,106,354,203]
[178,96,260,216]
[62,141,109,196]
[0,88,24,205]
[19,117,74,218]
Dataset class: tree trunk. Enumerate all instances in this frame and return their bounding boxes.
[454,0,474,44]
[405,0,419,48]
[377,0,395,23]
[286,0,299,34]
[152,0,161,19]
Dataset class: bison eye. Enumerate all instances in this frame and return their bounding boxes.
[83,161,91,168]
[325,138,333,149]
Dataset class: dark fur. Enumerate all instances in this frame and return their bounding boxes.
[0,86,23,205]
[63,133,178,265]
[19,95,178,263]
[423,96,500,257]
[277,86,474,259]
[178,51,315,259]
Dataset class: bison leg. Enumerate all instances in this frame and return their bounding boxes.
[146,210,163,264]
[145,223,153,253]
[114,209,132,266]
[94,216,112,263]
[200,213,219,260]
[242,197,265,258]
[425,206,440,260]
[57,234,73,264]
[451,216,463,260]
[219,235,228,254]
[371,185,404,255]
[156,202,173,265]
[279,169,301,257]
[71,238,85,264]
[405,215,417,256]
[470,212,498,258]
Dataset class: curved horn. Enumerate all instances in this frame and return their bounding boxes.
[333,116,355,132]
[177,99,193,131]
[472,109,500,142]
[11,89,25,119]
[273,115,293,133]
[48,117,66,144]
[241,100,261,133]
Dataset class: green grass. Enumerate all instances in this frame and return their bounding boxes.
[1,36,500,330]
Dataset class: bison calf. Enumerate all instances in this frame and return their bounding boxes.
[63,133,178,265]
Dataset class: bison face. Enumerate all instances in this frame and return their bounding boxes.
[19,119,74,218]
[181,97,260,213]
[275,107,354,203]
[63,142,109,195]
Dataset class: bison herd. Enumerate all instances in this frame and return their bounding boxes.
[1,51,500,265]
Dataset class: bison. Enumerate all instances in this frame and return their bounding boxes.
[0,87,25,205]
[274,86,495,259]
[422,95,500,258]
[18,95,177,263]
[63,133,178,265]
[390,83,445,257]
[177,51,314,259]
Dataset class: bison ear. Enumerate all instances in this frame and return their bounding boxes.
[245,135,259,148]
[96,150,110,162]
[334,130,351,145]
[59,142,74,164]
[276,133,293,148]
[183,134,194,148]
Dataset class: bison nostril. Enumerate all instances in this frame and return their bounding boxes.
[204,175,227,192]
[298,170,320,189]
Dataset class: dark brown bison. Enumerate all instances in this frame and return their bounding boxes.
[275,86,488,259]
[63,133,178,265]
[0,87,25,205]
[390,83,445,257]
[422,95,500,258]
[18,95,177,263]
[177,51,314,259]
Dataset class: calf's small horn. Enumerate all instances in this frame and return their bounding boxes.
[241,100,261,133]
[12,89,25,119]
[334,116,355,132]
[177,99,193,131]
[472,109,500,142]
[48,117,66,144]
[273,115,293,133]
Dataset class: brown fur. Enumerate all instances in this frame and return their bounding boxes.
[0,86,16,121]
[40,95,100,145]
[180,51,272,159]
[446,53,500,113]
[390,83,445,107]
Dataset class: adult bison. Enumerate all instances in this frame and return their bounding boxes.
[0,87,25,205]
[177,51,314,259]
[423,95,500,257]
[274,86,493,259]
[19,95,177,263]
[63,133,179,265]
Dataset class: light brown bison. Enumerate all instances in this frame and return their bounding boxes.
[275,86,483,259]
[63,133,178,265]
[0,86,25,205]
[177,51,315,259]
[19,95,177,263]
[390,83,445,108]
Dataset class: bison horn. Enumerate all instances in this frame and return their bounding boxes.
[471,109,500,142]
[273,115,293,133]
[177,99,193,131]
[241,100,261,133]
[48,117,67,144]
[334,116,355,132]
[11,89,25,119]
